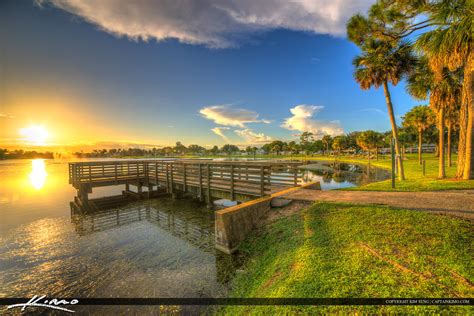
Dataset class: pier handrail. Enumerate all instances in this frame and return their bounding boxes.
[69,159,302,198]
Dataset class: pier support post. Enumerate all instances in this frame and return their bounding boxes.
[137,182,143,199]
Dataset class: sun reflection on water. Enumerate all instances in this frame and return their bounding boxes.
[29,159,48,190]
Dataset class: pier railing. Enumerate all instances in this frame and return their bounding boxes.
[69,159,301,199]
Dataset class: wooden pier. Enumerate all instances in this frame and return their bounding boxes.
[69,159,302,211]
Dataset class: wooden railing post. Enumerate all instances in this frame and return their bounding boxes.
[260,166,264,196]
[166,163,170,193]
[293,166,298,186]
[207,164,211,205]
[183,163,187,192]
[170,163,174,194]
[230,164,234,201]
[198,164,203,201]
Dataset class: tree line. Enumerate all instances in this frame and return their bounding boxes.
[347,0,472,179]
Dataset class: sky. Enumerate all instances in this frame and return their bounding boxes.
[0,0,420,150]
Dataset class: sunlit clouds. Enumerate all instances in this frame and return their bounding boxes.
[234,129,274,144]
[282,105,344,139]
[200,105,270,127]
[210,127,231,142]
[38,0,373,48]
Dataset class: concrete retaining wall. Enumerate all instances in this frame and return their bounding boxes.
[215,181,321,254]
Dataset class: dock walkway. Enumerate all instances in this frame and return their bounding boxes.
[69,159,302,211]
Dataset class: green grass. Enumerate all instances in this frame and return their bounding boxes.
[223,202,474,314]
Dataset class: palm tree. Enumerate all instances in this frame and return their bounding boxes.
[351,39,416,180]
[402,105,435,164]
[416,0,473,179]
[357,130,384,161]
[407,61,462,178]
[445,105,460,167]
[332,136,347,156]
[321,135,332,155]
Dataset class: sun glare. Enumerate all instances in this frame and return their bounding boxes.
[20,125,49,145]
[29,159,48,190]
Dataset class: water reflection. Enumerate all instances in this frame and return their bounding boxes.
[301,161,390,190]
[71,204,215,252]
[29,159,47,190]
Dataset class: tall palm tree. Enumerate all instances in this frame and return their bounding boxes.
[407,60,462,178]
[416,0,473,179]
[351,39,416,180]
[402,105,435,164]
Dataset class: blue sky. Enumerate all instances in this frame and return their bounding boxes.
[1,0,420,149]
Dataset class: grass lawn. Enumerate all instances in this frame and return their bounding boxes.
[223,202,473,314]
[294,153,474,191]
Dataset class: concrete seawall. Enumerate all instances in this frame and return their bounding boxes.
[215,182,321,254]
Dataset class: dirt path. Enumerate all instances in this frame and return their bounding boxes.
[281,189,474,219]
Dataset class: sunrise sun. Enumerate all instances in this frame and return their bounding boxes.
[19,125,49,145]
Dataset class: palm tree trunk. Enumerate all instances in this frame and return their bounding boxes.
[447,123,452,167]
[438,108,446,179]
[463,54,474,179]
[418,129,423,165]
[383,81,405,180]
[457,101,467,177]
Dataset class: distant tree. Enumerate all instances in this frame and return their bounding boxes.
[345,132,361,152]
[221,144,239,155]
[321,135,333,155]
[299,132,314,154]
[287,141,299,155]
[210,145,219,155]
[402,105,436,164]
[188,144,205,155]
[332,136,348,155]
[357,130,384,161]
[0,149,7,160]
[174,141,187,155]
[269,140,285,155]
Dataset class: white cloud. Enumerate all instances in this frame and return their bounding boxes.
[39,0,373,48]
[200,105,269,127]
[235,129,274,144]
[211,127,231,142]
[282,104,343,138]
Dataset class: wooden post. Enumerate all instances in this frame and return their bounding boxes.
[293,166,298,186]
[183,163,187,192]
[260,166,264,196]
[170,163,174,195]
[198,164,203,201]
[391,138,396,189]
[166,163,170,193]
[230,164,234,201]
[422,159,426,176]
[207,164,211,207]
[114,164,118,184]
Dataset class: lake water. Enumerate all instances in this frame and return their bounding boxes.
[301,160,391,190]
[0,158,388,313]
